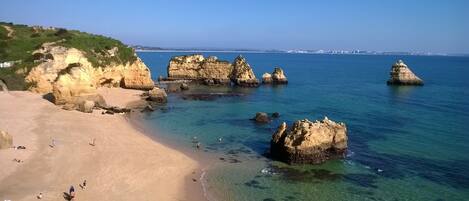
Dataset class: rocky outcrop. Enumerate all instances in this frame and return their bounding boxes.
[167,55,232,84]
[262,73,272,84]
[271,117,348,164]
[230,55,259,87]
[263,67,287,84]
[26,44,154,105]
[147,87,167,103]
[272,67,288,84]
[167,54,259,87]
[0,130,13,149]
[387,60,423,85]
[251,112,270,123]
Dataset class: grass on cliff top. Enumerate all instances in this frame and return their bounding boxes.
[0,22,137,90]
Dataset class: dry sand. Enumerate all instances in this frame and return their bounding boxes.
[0,88,205,201]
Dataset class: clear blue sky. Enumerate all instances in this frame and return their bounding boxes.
[1,0,468,53]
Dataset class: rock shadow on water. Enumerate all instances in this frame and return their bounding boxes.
[271,165,379,188]
[244,179,269,190]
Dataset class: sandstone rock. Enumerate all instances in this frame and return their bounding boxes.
[180,83,189,90]
[262,73,273,84]
[272,67,288,84]
[167,54,259,87]
[147,87,167,103]
[252,112,270,123]
[167,54,233,85]
[0,130,13,149]
[230,55,259,87]
[387,60,423,85]
[271,117,348,164]
[26,44,154,98]
[78,100,95,113]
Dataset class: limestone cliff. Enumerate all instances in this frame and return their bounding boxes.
[167,54,259,87]
[271,117,348,164]
[167,55,232,84]
[24,44,154,105]
[387,60,423,85]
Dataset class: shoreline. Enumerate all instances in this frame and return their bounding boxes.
[126,106,218,201]
[0,88,206,201]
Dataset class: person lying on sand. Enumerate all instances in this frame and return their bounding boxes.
[13,158,23,163]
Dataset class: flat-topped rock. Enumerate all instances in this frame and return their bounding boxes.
[271,117,348,164]
[167,54,233,84]
[387,60,423,85]
[167,54,259,87]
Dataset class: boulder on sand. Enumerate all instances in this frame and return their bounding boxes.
[387,60,423,85]
[147,87,167,103]
[271,117,348,164]
[0,130,13,149]
[77,100,95,113]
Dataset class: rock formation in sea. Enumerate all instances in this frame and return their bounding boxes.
[271,117,348,164]
[263,67,287,84]
[262,73,272,84]
[167,54,259,87]
[167,55,233,85]
[230,55,260,87]
[0,130,13,149]
[251,112,270,123]
[387,60,424,85]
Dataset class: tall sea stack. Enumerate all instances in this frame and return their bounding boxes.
[387,60,424,85]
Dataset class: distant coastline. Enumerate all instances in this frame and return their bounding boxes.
[131,45,469,57]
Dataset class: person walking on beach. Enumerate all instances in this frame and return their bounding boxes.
[69,186,75,200]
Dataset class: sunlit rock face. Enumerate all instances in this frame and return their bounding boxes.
[167,54,233,84]
[167,54,259,87]
[387,60,423,85]
[25,44,154,106]
[271,117,348,164]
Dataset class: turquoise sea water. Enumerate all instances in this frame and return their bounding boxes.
[137,52,469,201]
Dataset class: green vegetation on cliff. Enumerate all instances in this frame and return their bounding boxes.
[0,22,137,90]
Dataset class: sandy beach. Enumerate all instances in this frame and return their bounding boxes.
[0,88,204,201]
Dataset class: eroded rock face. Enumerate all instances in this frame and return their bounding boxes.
[167,54,259,87]
[230,55,259,87]
[272,67,288,84]
[167,54,233,84]
[26,44,154,103]
[262,73,273,84]
[387,60,423,85]
[0,130,13,149]
[271,117,348,164]
[263,67,287,84]
[147,87,167,103]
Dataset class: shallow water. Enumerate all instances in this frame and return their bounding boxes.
[138,52,469,201]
